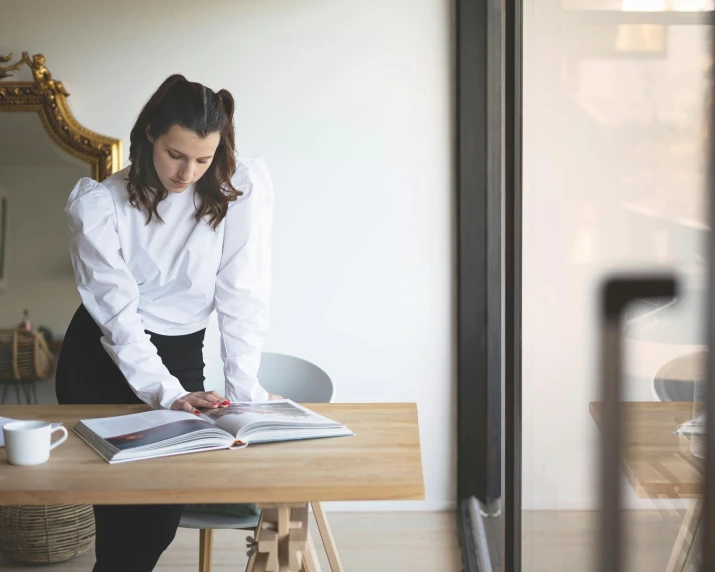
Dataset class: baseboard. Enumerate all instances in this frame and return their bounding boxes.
[522,497,696,512]
[319,500,456,512]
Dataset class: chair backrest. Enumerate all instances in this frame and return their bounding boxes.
[257,352,333,403]
[652,351,704,402]
[0,329,54,382]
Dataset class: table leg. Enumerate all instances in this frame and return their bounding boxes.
[199,528,213,572]
[246,503,309,572]
[300,532,323,572]
[654,494,688,541]
[311,502,344,572]
[682,517,702,572]
[666,501,702,572]
[244,503,345,572]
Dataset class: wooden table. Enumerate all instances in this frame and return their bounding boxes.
[0,403,424,572]
[590,401,702,572]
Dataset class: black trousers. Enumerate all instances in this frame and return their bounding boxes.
[56,304,206,572]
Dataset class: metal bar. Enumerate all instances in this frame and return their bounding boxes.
[504,0,523,569]
[598,276,676,572]
[456,0,489,505]
[485,0,505,506]
[456,0,507,565]
[701,14,715,568]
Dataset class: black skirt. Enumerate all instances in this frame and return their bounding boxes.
[56,304,206,405]
[55,304,207,571]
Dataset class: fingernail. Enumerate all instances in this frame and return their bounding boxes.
[222,400,230,405]
[194,410,200,415]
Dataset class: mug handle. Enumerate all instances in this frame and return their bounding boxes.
[49,426,68,450]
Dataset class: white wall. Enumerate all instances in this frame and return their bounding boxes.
[0,165,86,334]
[0,0,454,511]
[522,2,709,512]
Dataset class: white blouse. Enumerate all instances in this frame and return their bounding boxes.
[65,157,273,409]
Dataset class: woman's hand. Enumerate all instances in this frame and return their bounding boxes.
[268,393,283,400]
[171,391,230,415]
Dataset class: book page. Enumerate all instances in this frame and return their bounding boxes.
[204,399,337,437]
[80,410,221,451]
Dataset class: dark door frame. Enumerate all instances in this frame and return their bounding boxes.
[455,3,715,571]
[455,0,522,570]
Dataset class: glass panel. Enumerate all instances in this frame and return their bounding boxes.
[522,3,710,570]
[0,113,89,344]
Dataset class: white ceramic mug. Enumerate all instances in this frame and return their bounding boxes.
[3,421,68,466]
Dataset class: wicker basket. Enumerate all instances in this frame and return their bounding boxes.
[0,328,54,383]
[0,505,95,563]
[0,331,93,563]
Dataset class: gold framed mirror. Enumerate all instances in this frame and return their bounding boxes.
[0,52,122,181]
[0,51,114,563]
[0,50,123,323]
[0,51,123,363]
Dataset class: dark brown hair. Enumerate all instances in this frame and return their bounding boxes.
[127,74,239,230]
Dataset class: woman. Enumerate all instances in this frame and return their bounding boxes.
[56,74,281,572]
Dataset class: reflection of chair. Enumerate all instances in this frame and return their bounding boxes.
[179,352,335,572]
[623,292,706,403]
[652,350,705,403]
[0,329,54,404]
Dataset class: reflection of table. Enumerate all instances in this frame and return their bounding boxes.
[590,402,702,572]
[0,404,424,572]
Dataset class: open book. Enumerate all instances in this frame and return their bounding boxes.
[73,399,354,464]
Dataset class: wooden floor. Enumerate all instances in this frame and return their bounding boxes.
[0,511,462,571]
[0,493,692,572]
[523,510,691,572]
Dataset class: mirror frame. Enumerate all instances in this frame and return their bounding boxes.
[0,52,122,181]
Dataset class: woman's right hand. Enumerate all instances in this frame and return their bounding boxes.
[171,391,229,415]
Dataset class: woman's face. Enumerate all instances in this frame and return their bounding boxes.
[147,124,221,193]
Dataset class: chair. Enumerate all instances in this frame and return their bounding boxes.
[0,328,54,404]
[623,294,705,404]
[652,350,705,403]
[179,352,336,572]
